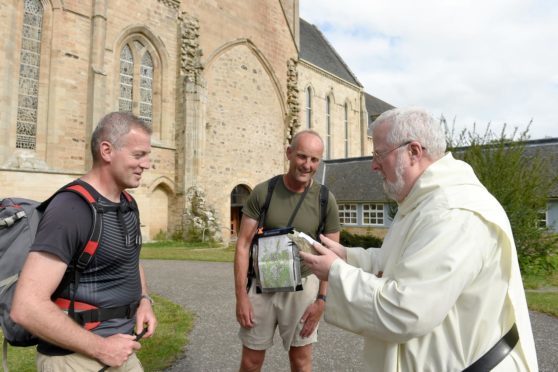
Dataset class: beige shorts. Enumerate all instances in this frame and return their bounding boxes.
[239,274,320,351]
[36,351,143,372]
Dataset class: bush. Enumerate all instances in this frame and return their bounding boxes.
[340,230,383,248]
[446,121,558,275]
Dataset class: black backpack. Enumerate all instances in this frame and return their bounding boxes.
[246,175,329,291]
[0,180,139,363]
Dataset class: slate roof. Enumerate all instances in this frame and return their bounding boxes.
[315,156,386,202]
[299,18,362,87]
[364,92,395,119]
[316,138,558,202]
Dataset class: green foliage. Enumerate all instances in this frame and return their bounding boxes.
[445,120,558,275]
[340,230,383,248]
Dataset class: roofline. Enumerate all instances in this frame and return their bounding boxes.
[322,155,373,164]
[298,59,363,91]
[300,19,364,88]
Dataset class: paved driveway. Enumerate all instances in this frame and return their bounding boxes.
[142,260,557,372]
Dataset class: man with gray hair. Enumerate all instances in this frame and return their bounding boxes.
[12,112,157,371]
[301,108,538,371]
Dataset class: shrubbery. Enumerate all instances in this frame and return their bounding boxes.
[340,230,383,248]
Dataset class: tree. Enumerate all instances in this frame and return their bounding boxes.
[444,118,558,275]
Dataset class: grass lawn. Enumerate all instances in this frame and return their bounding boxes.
[140,240,236,262]
[0,294,192,372]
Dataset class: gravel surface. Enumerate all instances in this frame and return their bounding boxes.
[142,260,557,372]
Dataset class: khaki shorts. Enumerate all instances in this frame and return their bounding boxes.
[239,274,320,351]
[36,351,143,372]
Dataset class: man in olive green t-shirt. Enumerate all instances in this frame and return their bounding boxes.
[234,130,341,371]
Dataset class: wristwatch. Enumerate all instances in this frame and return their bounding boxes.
[316,294,327,302]
[140,294,154,306]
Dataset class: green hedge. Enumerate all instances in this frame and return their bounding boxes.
[340,230,383,248]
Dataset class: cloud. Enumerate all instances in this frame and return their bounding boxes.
[300,0,558,139]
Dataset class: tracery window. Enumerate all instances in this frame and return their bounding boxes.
[326,96,331,159]
[305,87,312,128]
[16,0,44,149]
[139,51,153,124]
[118,40,154,125]
[344,103,349,157]
[119,45,134,113]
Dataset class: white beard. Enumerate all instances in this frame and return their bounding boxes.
[383,153,406,201]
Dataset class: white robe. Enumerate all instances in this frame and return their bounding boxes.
[325,153,538,371]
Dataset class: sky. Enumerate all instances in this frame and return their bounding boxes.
[300,0,558,140]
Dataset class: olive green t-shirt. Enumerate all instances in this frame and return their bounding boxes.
[244,176,341,277]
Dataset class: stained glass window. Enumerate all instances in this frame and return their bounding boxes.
[119,44,134,112]
[344,103,349,157]
[326,96,331,159]
[139,51,153,124]
[305,87,312,128]
[16,0,43,149]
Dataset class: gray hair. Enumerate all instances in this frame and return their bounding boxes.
[91,112,152,162]
[290,129,324,150]
[371,107,446,159]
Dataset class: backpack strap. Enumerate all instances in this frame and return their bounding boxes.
[46,180,141,328]
[247,175,281,292]
[256,175,281,233]
[316,184,329,241]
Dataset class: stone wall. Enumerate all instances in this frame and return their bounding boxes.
[0,0,371,243]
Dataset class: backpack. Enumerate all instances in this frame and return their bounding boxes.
[246,175,329,291]
[0,180,139,369]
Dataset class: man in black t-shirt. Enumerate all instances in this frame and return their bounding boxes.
[12,112,157,371]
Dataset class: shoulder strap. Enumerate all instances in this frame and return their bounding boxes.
[257,175,281,231]
[45,180,103,320]
[316,184,329,240]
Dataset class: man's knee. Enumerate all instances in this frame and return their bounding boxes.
[288,344,313,372]
[240,346,266,372]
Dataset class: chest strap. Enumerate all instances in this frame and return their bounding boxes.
[54,298,140,331]
[463,323,519,372]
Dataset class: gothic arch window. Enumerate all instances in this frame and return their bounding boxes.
[305,86,312,128]
[16,0,44,150]
[326,96,332,159]
[344,102,349,157]
[118,37,160,129]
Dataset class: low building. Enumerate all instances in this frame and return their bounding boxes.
[318,138,558,237]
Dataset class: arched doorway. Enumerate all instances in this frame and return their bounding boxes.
[230,184,251,239]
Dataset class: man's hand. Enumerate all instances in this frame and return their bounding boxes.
[236,295,254,329]
[299,299,325,338]
[319,234,347,261]
[135,297,157,339]
[96,333,141,367]
[299,240,342,281]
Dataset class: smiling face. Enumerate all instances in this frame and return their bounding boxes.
[107,126,151,190]
[285,132,324,189]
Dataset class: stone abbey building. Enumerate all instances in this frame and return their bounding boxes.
[0,0,392,242]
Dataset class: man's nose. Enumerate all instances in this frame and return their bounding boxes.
[371,157,381,172]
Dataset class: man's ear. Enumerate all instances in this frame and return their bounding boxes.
[409,142,423,162]
[286,145,293,159]
[99,141,112,162]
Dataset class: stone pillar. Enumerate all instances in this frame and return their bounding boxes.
[286,58,300,144]
[177,11,205,191]
[85,0,108,169]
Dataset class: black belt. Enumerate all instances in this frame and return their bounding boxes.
[463,323,519,372]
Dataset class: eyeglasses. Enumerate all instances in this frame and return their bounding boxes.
[372,141,413,162]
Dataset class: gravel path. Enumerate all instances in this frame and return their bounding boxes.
[142,260,557,372]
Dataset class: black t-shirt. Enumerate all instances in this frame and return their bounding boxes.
[30,183,142,355]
